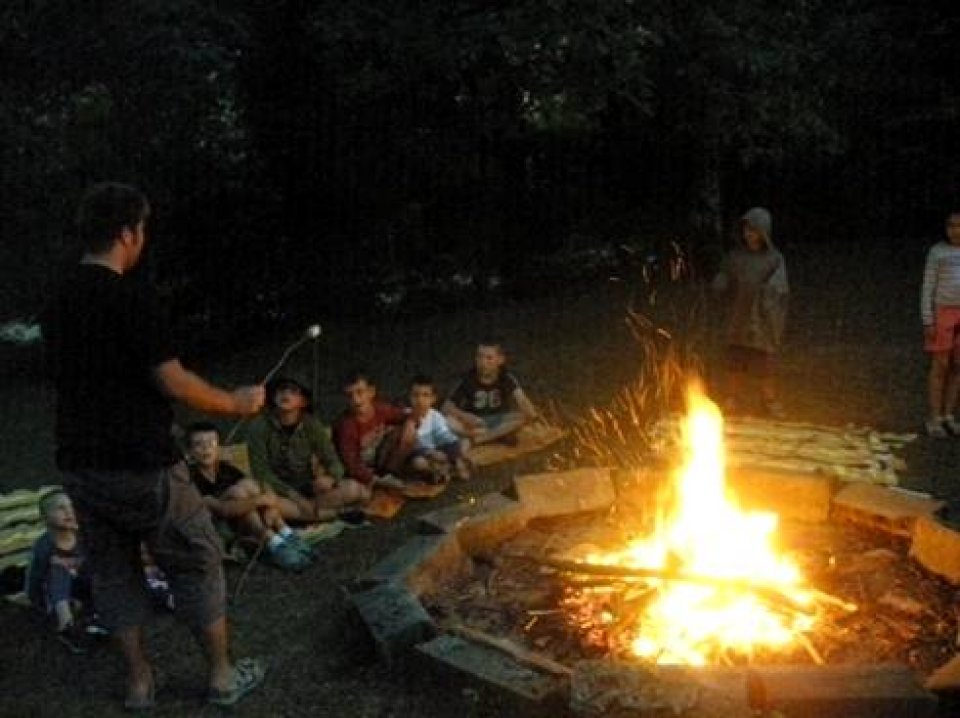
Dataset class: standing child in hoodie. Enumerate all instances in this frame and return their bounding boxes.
[711,207,789,417]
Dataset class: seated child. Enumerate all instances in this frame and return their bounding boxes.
[247,376,369,520]
[403,375,471,481]
[333,371,411,487]
[442,338,539,446]
[24,490,93,653]
[186,421,312,572]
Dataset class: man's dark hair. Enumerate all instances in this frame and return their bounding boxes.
[342,369,375,388]
[38,488,69,519]
[409,374,435,390]
[77,182,150,254]
[185,421,219,443]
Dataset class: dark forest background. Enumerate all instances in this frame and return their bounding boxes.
[1,0,958,354]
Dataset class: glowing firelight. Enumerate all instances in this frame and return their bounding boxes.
[586,382,816,665]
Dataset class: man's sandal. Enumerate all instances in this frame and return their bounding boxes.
[207,657,266,707]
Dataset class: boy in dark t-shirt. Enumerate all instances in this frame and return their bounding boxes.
[443,339,539,446]
[186,423,310,572]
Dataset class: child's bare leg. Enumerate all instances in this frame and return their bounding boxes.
[945,358,960,417]
[929,352,951,418]
[221,481,275,542]
[383,422,418,474]
[471,412,525,445]
[313,478,370,510]
[273,493,317,523]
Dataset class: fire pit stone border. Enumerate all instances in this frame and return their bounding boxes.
[349,465,957,711]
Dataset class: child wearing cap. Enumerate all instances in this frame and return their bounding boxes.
[246,376,369,521]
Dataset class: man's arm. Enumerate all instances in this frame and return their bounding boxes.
[152,359,263,416]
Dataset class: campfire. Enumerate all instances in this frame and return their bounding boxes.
[554,382,850,667]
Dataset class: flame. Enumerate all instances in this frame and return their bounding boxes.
[583,382,815,665]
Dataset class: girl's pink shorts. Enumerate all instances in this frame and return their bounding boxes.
[925,306,960,357]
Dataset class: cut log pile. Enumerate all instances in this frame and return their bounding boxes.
[654,417,916,486]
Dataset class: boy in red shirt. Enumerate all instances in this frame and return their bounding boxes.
[333,371,411,486]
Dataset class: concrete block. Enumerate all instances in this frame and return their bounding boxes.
[419,492,530,556]
[727,467,835,522]
[832,484,944,538]
[514,467,615,519]
[910,515,960,584]
[355,533,472,596]
[350,582,437,664]
[674,663,937,718]
[416,634,566,712]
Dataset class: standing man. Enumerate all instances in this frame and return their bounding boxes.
[41,183,267,709]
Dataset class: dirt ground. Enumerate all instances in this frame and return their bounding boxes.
[2,237,960,717]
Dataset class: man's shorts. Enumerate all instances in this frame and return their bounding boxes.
[725,345,775,378]
[924,306,960,358]
[64,464,225,632]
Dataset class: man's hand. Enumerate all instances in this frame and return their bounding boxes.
[231,385,265,415]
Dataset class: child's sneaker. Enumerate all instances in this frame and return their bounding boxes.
[944,415,960,437]
[263,541,308,572]
[57,623,90,655]
[926,417,948,438]
[284,532,316,561]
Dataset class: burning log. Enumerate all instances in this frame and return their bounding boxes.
[505,552,828,615]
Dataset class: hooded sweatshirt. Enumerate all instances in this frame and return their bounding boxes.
[711,207,789,353]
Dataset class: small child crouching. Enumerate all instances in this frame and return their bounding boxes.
[24,490,95,653]
[404,375,471,482]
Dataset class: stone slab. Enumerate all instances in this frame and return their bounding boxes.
[727,466,835,523]
[354,533,472,596]
[910,515,960,584]
[350,582,437,664]
[832,484,945,538]
[419,492,530,556]
[416,634,566,712]
[669,663,937,718]
[513,467,615,519]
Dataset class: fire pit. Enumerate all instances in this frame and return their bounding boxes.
[349,388,957,717]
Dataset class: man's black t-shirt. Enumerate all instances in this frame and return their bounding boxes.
[41,264,180,471]
[188,461,245,498]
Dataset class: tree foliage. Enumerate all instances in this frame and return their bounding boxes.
[0,0,956,338]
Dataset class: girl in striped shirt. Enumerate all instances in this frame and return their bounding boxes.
[920,210,960,436]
